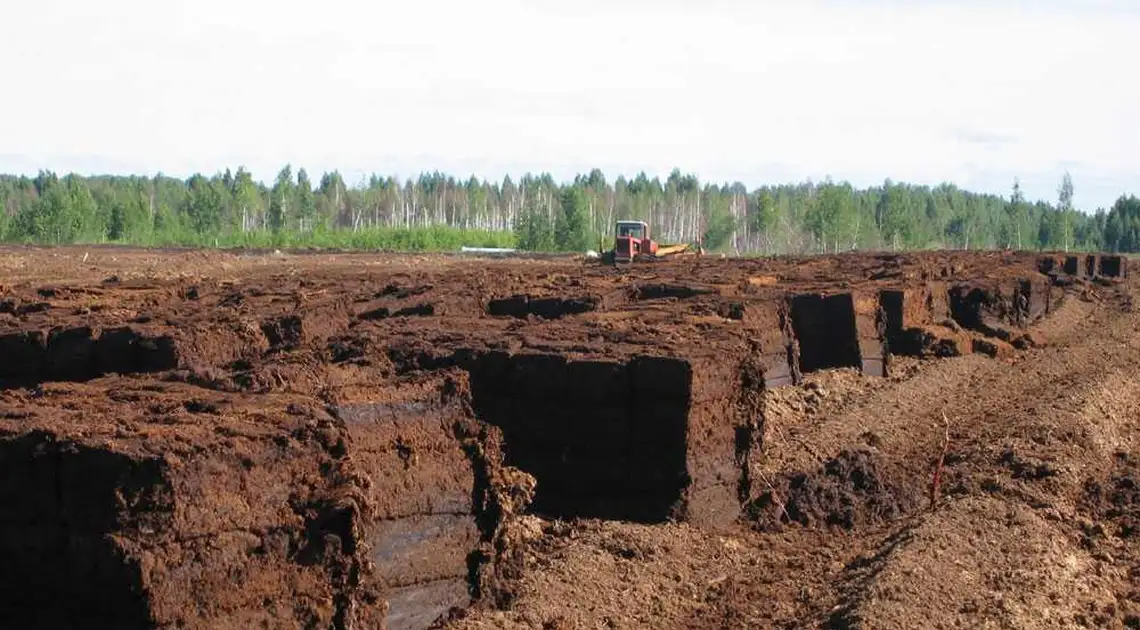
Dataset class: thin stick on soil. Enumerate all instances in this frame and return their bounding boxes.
[929,412,951,510]
[752,466,791,524]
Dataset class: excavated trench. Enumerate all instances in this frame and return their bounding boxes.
[789,293,862,373]
[1039,253,1127,281]
[1100,255,1127,278]
[485,295,599,319]
[432,274,1065,533]
[1064,255,1082,276]
[0,326,177,385]
[454,351,692,523]
[430,279,1057,535]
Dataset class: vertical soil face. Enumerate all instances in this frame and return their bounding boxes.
[0,375,523,630]
[459,351,690,523]
[454,349,757,528]
[0,434,160,628]
[681,355,763,528]
[1064,255,1083,276]
[1085,254,1099,277]
[1037,255,1059,274]
[0,385,382,629]
[329,372,501,630]
[948,285,989,330]
[627,356,693,520]
[0,326,177,385]
[734,300,798,388]
[877,285,948,356]
[879,289,906,346]
[1099,255,1127,278]
[852,292,888,377]
[789,293,861,373]
[948,277,1056,337]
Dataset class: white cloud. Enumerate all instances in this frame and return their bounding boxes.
[0,0,1137,209]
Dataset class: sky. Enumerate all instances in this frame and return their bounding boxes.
[1,0,1136,210]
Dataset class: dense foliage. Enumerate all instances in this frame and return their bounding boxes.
[0,167,1130,254]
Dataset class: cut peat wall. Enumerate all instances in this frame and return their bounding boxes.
[452,349,760,528]
[877,283,957,357]
[853,293,888,377]
[734,299,798,388]
[949,277,1053,335]
[879,276,1059,358]
[1017,276,1059,321]
[879,288,922,355]
[1040,251,1126,280]
[948,285,990,331]
[457,351,686,522]
[1099,255,1127,278]
[1063,256,1083,276]
[789,293,860,373]
[1085,254,1099,278]
[0,326,177,385]
[788,293,886,376]
[1037,255,1059,275]
[330,372,500,630]
[0,434,160,628]
[0,392,372,629]
[0,375,518,630]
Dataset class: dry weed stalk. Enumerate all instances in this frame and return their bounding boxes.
[752,466,791,524]
[929,412,951,510]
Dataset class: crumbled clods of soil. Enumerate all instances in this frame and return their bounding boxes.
[999,448,1061,481]
[1082,453,1140,540]
[758,371,876,454]
[467,466,539,610]
[748,449,919,531]
[972,337,1014,359]
[1011,330,1047,349]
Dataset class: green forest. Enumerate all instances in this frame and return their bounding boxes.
[2,167,1139,254]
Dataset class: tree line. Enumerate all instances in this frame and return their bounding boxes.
[0,166,1136,254]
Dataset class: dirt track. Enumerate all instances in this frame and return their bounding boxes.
[0,245,1136,629]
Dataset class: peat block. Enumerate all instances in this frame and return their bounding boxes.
[0,371,512,630]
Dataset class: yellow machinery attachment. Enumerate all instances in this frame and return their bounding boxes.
[655,243,691,257]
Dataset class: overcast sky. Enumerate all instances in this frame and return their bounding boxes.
[1,0,1135,210]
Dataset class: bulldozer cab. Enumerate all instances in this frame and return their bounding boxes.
[616,220,649,240]
[606,218,688,263]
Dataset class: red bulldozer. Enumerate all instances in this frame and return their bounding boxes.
[604,220,692,263]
